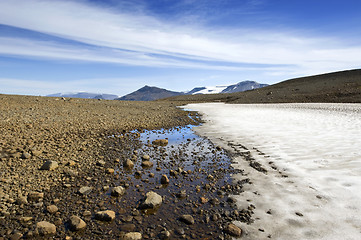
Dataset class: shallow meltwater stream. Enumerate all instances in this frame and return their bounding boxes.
[39,124,254,239]
[95,125,252,239]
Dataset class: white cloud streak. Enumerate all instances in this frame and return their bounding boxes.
[0,0,360,76]
[0,77,144,96]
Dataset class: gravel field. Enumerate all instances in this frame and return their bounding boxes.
[0,94,249,239]
[0,94,195,239]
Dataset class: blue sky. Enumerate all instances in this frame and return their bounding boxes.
[1,0,361,96]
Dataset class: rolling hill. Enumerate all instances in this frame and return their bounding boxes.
[116,85,184,101]
[163,69,361,103]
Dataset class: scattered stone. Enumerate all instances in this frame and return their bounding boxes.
[36,221,56,236]
[21,152,31,159]
[175,228,185,235]
[95,210,115,222]
[224,223,242,237]
[295,212,303,217]
[200,197,208,204]
[27,191,44,202]
[68,215,86,231]
[31,150,42,156]
[159,230,171,239]
[122,232,142,240]
[40,160,58,170]
[179,215,194,225]
[207,174,214,180]
[63,168,78,176]
[176,190,187,199]
[152,139,168,146]
[141,161,153,168]
[78,186,93,195]
[20,217,33,222]
[106,168,115,174]
[142,155,150,161]
[96,160,106,166]
[120,223,136,232]
[83,210,92,216]
[160,175,169,184]
[209,198,220,205]
[111,186,126,197]
[140,191,162,209]
[47,205,58,214]
[66,160,76,166]
[124,159,134,168]
[10,232,23,240]
[17,196,28,205]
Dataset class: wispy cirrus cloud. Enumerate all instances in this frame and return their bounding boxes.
[0,0,360,77]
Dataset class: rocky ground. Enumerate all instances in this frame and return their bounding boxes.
[0,94,251,239]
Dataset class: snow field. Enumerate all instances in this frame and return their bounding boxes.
[184,103,361,240]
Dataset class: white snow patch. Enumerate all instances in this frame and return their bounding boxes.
[192,85,227,94]
[184,103,361,240]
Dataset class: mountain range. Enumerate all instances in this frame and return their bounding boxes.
[46,92,119,100]
[47,81,268,101]
[189,81,269,94]
[116,81,268,101]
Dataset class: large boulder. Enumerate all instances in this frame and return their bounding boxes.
[36,221,56,236]
[111,186,126,197]
[140,191,162,209]
[68,215,86,231]
[122,232,142,240]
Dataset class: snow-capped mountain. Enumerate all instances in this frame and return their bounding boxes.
[188,81,268,95]
[46,92,119,100]
[222,81,269,93]
[187,85,228,95]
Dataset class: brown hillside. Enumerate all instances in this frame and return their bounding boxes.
[164,69,361,103]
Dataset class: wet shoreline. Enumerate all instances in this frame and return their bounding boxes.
[38,124,253,239]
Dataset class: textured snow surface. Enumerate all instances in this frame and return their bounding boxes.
[185,103,361,240]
